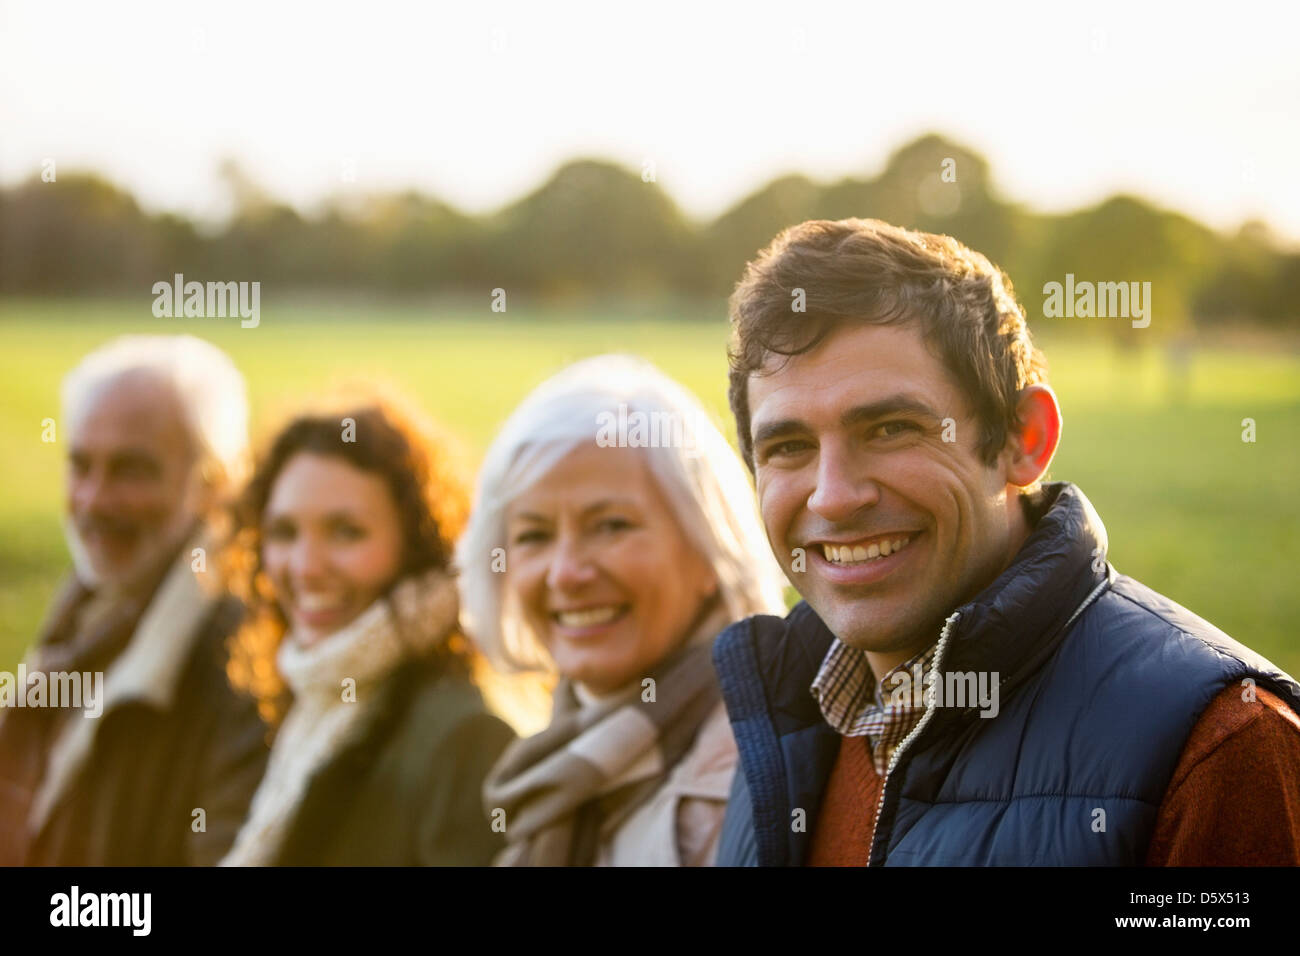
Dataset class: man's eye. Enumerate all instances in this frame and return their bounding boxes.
[873,421,920,439]
[512,529,548,546]
[596,517,633,534]
[115,459,155,479]
[764,439,811,460]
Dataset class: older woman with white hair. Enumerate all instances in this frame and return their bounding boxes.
[463,354,787,866]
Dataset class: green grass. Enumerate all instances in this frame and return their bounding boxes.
[2,297,1298,679]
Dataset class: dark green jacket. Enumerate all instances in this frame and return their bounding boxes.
[271,657,516,866]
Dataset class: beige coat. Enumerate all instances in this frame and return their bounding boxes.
[593,700,737,866]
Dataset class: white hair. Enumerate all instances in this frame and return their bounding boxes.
[61,334,250,490]
[456,353,789,673]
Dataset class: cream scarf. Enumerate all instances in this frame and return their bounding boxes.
[220,569,458,866]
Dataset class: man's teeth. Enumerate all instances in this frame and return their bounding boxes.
[821,536,913,565]
[555,606,623,627]
[297,594,345,612]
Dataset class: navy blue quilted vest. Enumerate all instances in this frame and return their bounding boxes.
[713,482,1300,866]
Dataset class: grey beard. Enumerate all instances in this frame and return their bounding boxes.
[63,505,198,594]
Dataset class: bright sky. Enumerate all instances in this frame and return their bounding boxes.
[3,0,1298,243]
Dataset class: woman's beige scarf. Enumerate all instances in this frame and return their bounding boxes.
[220,568,457,866]
[483,598,732,866]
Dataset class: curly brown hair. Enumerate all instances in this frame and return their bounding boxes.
[728,218,1048,469]
[223,391,476,725]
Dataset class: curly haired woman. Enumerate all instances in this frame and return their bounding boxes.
[220,395,515,866]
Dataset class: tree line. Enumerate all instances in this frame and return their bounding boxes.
[2,134,1296,329]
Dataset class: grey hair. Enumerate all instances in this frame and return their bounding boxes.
[456,353,789,673]
[61,334,250,491]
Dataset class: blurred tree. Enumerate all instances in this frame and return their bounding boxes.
[1196,220,1289,325]
[0,136,1294,331]
[819,134,1022,270]
[484,159,698,299]
[1027,195,1221,340]
[0,173,165,293]
[360,191,483,292]
[703,174,821,297]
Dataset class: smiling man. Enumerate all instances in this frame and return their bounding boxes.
[712,218,1300,866]
[0,335,269,866]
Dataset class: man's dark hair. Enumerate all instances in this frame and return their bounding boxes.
[727,218,1048,468]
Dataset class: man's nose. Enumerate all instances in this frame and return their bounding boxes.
[545,534,598,592]
[806,442,880,524]
[69,466,113,518]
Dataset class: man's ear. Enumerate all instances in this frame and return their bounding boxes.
[1003,385,1062,487]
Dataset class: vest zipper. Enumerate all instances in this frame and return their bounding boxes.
[865,610,962,867]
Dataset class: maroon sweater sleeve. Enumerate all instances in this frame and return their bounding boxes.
[1145,684,1300,866]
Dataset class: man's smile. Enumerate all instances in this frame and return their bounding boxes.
[815,531,918,565]
[806,530,924,586]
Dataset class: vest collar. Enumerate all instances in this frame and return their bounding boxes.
[936,482,1111,719]
[747,481,1112,726]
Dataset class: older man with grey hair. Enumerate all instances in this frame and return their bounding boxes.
[0,335,269,866]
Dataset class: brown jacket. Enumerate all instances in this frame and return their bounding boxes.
[0,557,269,866]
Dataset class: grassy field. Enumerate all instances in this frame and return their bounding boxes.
[2,297,1299,679]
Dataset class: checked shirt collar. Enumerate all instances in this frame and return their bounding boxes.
[810,638,938,777]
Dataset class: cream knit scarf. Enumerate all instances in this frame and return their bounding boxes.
[220,568,458,866]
